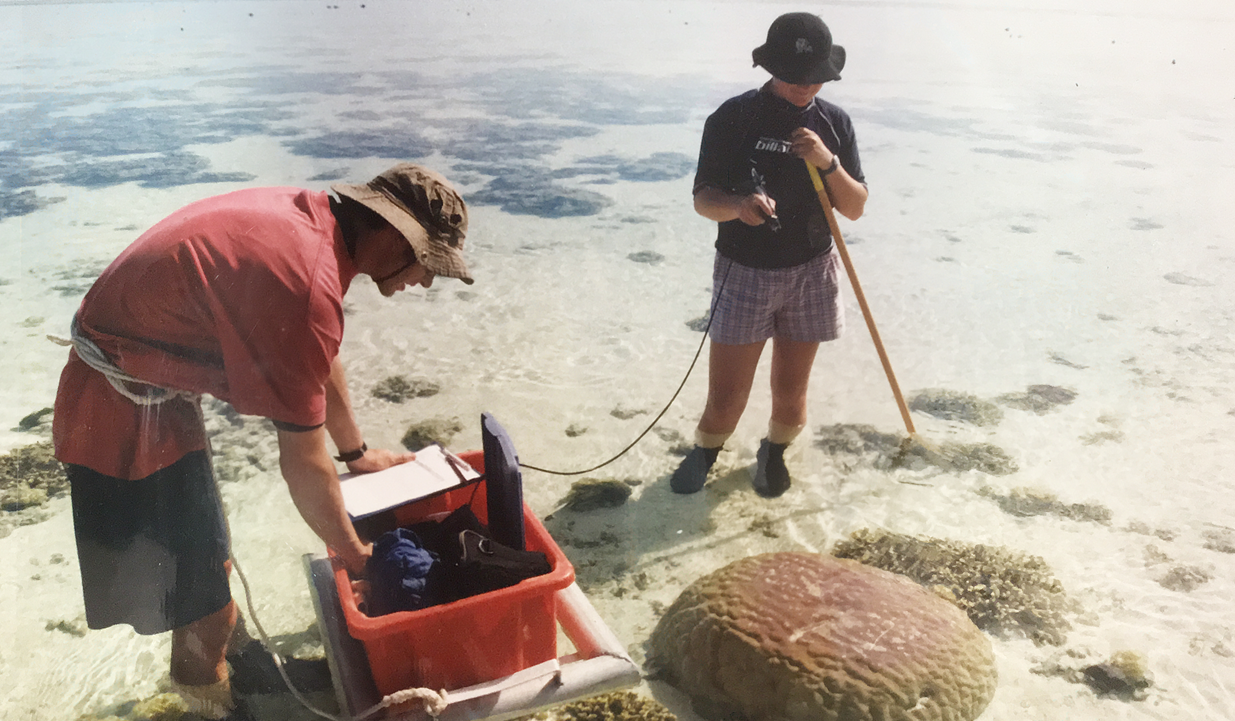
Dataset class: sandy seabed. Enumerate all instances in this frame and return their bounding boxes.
[2,1,1234,719]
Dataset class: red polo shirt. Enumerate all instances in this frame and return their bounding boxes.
[53,187,358,480]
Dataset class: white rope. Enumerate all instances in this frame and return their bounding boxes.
[57,315,195,405]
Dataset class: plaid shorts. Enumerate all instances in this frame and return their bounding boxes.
[708,249,844,345]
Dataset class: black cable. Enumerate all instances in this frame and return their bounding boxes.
[519,259,734,476]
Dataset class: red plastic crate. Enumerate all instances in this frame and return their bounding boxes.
[331,451,575,695]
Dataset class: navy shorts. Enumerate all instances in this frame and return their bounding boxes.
[69,450,232,635]
[708,249,845,345]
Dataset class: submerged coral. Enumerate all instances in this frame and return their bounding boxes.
[978,486,1113,524]
[18,406,54,431]
[1,442,68,512]
[997,384,1077,414]
[815,424,1018,475]
[1202,528,1235,554]
[647,552,997,721]
[1032,648,1153,700]
[911,439,1019,475]
[372,375,440,402]
[1083,651,1154,700]
[832,528,1076,645]
[909,388,1004,426]
[1157,564,1212,592]
[400,417,463,450]
[559,478,633,512]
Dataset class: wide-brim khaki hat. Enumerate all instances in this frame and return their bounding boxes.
[333,163,473,285]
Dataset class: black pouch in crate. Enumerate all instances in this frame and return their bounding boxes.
[454,529,551,597]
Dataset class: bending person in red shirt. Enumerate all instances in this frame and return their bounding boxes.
[52,163,472,720]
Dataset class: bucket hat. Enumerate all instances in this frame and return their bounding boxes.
[752,13,845,85]
[333,163,473,284]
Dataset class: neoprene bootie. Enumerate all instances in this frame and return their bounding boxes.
[227,640,333,695]
[753,439,791,498]
[670,445,721,494]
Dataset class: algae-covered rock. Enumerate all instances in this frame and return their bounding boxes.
[400,417,463,450]
[978,486,1113,524]
[997,384,1077,414]
[18,406,54,431]
[610,405,647,420]
[1082,650,1153,700]
[832,528,1075,645]
[647,552,997,721]
[372,375,440,403]
[560,478,633,512]
[910,389,1004,426]
[46,617,88,637]
[1,441,68,511]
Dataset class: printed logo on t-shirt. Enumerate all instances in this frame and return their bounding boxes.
[754,136,792,154]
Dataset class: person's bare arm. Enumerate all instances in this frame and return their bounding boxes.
[276,426,370,575]
[694,185,778,226]
[323,355,415,473]
[789,128,868,221]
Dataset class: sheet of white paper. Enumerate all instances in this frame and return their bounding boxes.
[338,445,480,519]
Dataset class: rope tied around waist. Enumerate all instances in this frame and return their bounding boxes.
[49,315,197,406]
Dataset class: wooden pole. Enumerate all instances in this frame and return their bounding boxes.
[806,161,916,436]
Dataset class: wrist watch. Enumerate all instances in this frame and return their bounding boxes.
[334,442,367,463]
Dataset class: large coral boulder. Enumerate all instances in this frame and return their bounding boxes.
[647,552,997,721]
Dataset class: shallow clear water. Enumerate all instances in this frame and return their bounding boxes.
[2,1,1233,719]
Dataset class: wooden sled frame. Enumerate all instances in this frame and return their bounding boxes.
[304,554,642,721]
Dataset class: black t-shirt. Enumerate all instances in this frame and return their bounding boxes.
[693,83,866,269]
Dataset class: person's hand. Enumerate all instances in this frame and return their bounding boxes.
[336,541,373,578]
[350,578,371,608]
[737,192,777,226]
[789,127,835,170]
[345,447,415,474]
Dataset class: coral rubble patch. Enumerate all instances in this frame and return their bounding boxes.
[815,424,1018,475]
[832,528,1076,645]
[1,441,68,512]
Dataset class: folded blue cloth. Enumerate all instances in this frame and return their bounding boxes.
[366,528,441,616]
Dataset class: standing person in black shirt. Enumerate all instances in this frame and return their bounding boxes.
[671,12,868,498]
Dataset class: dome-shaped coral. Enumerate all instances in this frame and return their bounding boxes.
[648,552,997,721]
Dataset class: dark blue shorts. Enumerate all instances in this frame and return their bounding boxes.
[68,450,232,635]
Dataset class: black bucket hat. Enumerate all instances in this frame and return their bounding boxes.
[752,12,846,84]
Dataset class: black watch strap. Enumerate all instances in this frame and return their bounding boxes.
[334,442,367,463]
